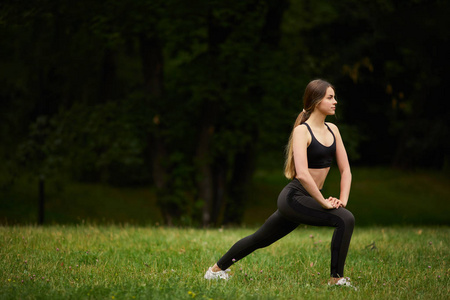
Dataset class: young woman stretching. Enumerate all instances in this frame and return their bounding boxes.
[204,79,355,286]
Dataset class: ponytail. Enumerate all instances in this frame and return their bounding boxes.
[284,110,309,179]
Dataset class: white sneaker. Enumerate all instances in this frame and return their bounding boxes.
[330,277,357,290]
[204,267,231,280]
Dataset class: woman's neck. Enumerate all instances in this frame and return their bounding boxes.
[307,111,327,127]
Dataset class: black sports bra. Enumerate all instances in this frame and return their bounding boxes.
[303,123,336,169]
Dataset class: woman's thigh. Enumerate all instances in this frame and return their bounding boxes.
[279,191,353,227]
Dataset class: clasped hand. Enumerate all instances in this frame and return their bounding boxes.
[323,197,344,209]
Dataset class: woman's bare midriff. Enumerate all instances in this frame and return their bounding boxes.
[309,167,330,190]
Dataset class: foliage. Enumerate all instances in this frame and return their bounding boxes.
[0,225,448,299]
[1,0,449,225]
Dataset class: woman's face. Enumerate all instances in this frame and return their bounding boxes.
[316,87,337,115]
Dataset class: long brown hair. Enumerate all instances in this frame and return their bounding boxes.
[284,79,335,179]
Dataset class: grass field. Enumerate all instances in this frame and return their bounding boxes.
[1,225,449,299]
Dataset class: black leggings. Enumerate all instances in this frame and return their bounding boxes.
[216,179,355,278]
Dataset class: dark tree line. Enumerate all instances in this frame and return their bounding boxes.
[1,0,448,226]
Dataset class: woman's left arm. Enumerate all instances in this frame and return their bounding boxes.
[328,123,352,207]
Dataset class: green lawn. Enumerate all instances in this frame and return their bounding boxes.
[1,225,448,299]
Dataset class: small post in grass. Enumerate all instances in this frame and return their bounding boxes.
[38,174,45,225]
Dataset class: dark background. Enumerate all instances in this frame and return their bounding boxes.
[1,0,449,226]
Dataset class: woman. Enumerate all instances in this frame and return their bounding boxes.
[204,79,355,286]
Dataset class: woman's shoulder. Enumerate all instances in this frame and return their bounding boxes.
[293,123,311,144]
[325,122,341,137]
[293,123,310,139]
[294,123,309,133]
[325,122,339,131]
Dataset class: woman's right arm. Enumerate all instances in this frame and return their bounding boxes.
[292,125,335,209]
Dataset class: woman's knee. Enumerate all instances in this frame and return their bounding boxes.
[334,208,354,229]
[342,209,355,228]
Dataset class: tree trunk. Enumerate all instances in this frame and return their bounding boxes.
[98,48,117,103]
[196,9,231,227]
[139,33,170,223]
[260,0,289,47]
[196,102,218,226]
[223,139,257,225]
[222,0,289,225]
[211,158,227,225]
[139,33,163,98]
